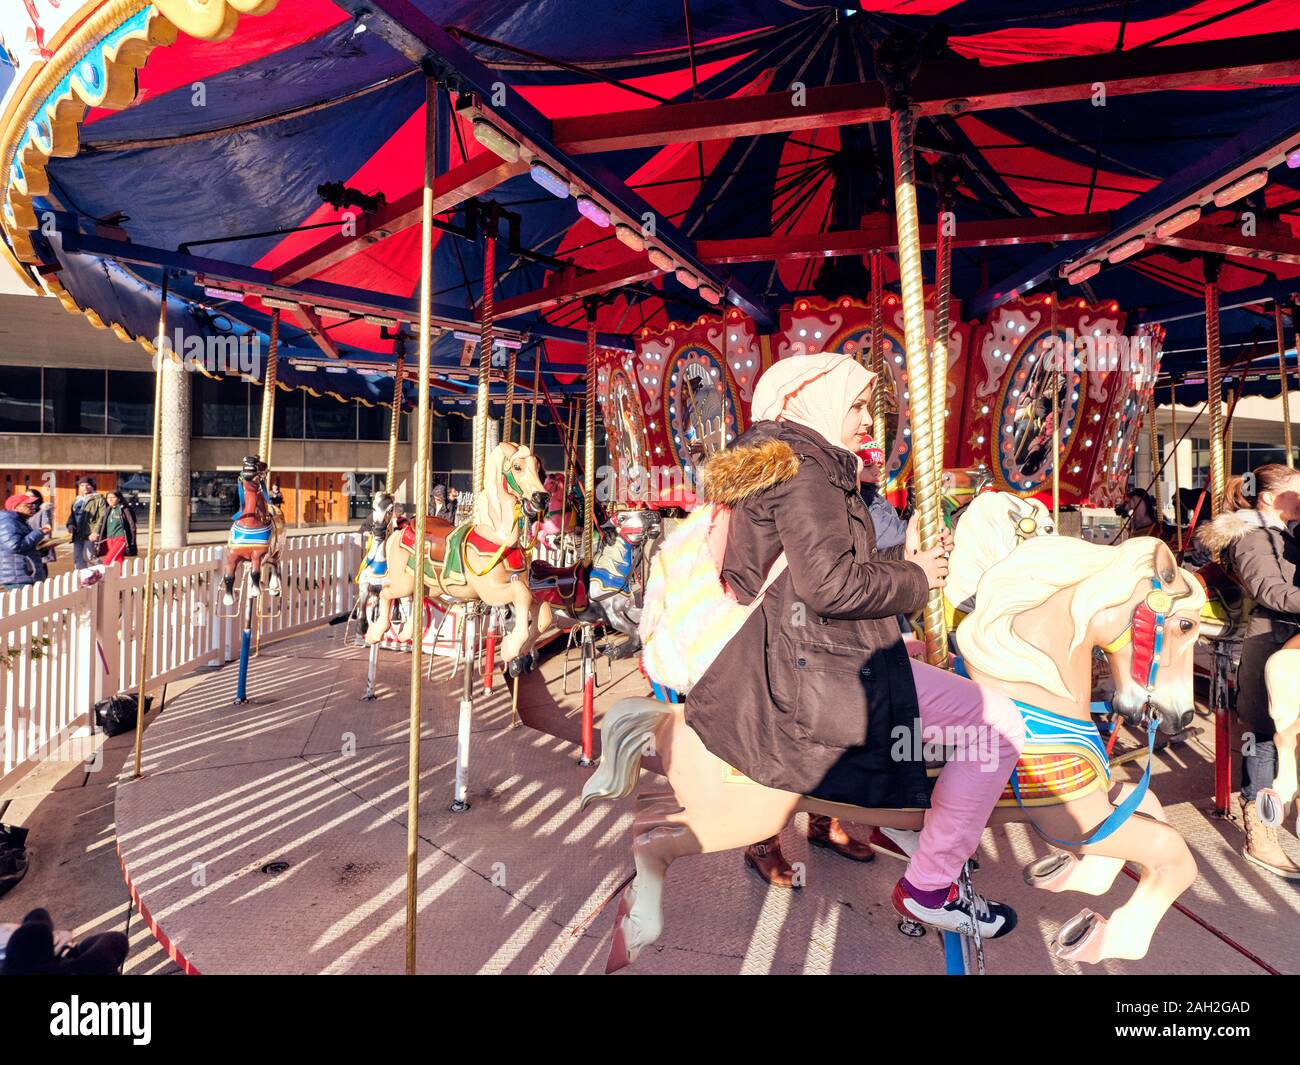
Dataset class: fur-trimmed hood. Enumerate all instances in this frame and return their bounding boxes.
[1197,508,1285,553]
[700,431,800,506]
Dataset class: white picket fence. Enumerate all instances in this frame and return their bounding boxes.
[0,533,362,787]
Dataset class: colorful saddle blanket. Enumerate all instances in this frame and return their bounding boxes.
[229,523,272,548]
[401,520,470,583]
[995,702,1111,807]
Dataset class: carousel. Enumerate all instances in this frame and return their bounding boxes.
[3,0,1300,976]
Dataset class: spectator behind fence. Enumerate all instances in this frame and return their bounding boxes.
[100,490,138,565]
[25,489,56,564]
[0,493,47,592]
[67,477,108,570]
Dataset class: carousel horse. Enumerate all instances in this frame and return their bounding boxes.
[1264,636,1300,831]
[583,535,1204,970]
[221,456,284,607]
[529,509,662,659]
[364,441,552,675]
[350,492,397,632]
[945,491,1054,627]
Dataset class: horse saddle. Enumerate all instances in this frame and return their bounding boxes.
[229,522,272,548]
[528,560,590,612]
[400,516,464,580]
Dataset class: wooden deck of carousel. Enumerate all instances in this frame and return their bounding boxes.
[97,623,1300,976]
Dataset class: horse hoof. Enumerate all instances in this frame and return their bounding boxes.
[248,586,261,599]
[1024,851,1077,892]
[1053,909,1108,964]
[222,593,235,607]
[1256,789,1284,829]
[505,655,530,679]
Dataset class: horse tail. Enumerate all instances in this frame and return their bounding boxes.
[580,697,675,809]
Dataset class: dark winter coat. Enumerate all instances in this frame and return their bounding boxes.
[684,420,933,808]
[0,508,47,587]
[1201,509,1300,735]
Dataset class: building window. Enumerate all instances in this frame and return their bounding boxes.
[192,376,251,438]
[43,368,106,434]
[107,371,155,435]
[348,472,384,520]
[358,404,406,441]
[190,470,239,531]
[0,365,43,433]
[274,390,304,440]
[305,391,356,439]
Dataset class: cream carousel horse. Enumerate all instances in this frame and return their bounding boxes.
[583,535,1204,970]
[945,491,1054,623]
[349,492,397,637]
[364,442,552,675]
[1263,637,1300,831]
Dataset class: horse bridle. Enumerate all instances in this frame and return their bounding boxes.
[1100,577,1191,703]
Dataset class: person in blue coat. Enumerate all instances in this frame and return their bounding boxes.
[0,493,48,591]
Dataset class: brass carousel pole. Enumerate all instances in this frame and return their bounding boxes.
[880,40,947,668]
[529,346,541,452]
[932,165,956,532]
[579,307,598,766]
[869,250,888,458]
[404,74,439,976]
[473,207,497,494]
[386,354,405,495]
[1277,301,1294,468]
[1204,256,1226,518]
[131,272,170,780]
[503,344,518,445]
[252,311,279,658]
[1146,389,1160,529]
[1050,293,1060,525]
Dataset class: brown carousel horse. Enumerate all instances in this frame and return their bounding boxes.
[584,534,1205,971]
[364,442,553,675]
[221,456,284,608]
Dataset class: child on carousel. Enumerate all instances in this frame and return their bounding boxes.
[687,353,1025,938]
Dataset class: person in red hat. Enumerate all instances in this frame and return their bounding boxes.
[857,436,908,552]
[0,493,47,591]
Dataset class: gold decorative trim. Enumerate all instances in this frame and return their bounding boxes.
[0,0,278,358]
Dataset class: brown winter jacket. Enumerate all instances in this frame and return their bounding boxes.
[1200,509,1300,641]
[683,420,933,809]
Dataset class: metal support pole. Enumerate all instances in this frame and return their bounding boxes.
[1276,302,1294,468]
[1146,390,1160,525]
[1170,388,1183,552]
[870,251,888,457]
[584,311,597,566]
[529,347,541,452]
[580,623,596,767]
[386,355,404,495]
[131,273,169,779]
[888,93,947,667]
[474,213,496,494]
[404,75,439,976]
[363,642,379,701]
[258,310,280,465]
[1204,257,1226,518]
[503,344,517,444]
[452,604,476,812]
[1050,295,1060,524]
[932,179,954,529]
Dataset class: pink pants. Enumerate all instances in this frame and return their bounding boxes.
[902,659,1025,891]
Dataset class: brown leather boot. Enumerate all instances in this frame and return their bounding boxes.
[1239,794,1300,880]
[808,815,875,862]
[744,836,799,888]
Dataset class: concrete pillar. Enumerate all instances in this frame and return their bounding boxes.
[159,359,191,548]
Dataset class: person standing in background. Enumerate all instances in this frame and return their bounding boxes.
[100,490,138,565]
[0,493,47,591]
[26,489,56,566]
[67,477,107,569]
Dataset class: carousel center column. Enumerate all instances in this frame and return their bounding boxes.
[159,350,191,547]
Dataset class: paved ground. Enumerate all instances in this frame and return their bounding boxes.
[3,622,1299,975]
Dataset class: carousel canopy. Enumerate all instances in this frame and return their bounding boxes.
[4,0,1300,409]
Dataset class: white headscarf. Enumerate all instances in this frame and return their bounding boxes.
[750,352,877,456]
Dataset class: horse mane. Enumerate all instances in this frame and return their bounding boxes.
[956,536,1188,700]
[947,493,1051,610]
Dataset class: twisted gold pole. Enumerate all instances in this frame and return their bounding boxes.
[131,271,169,780]
[1146,387,1159,524]
[889,102,947,668]
[870,250,888,457]
[1204,259,1226,518]
[931,204,952,532]
[474,220,496,494]
[584,315,597,566]
[1050,294,1059,524]
[1277,302,1294,468]
[503,344,517,444]
[529,348,541,452]
[257,309,279,466]
[386,356,404,495]
[405,75,438,976]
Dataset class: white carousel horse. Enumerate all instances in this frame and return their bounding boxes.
[945,491,1055,621]
[583,536,1204,970]
[364,442,553,675]
[350,491,397,633]
[1263,638,1300,831]
[531,509,662,659]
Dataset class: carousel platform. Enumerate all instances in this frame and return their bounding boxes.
[112,624,1300,975]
